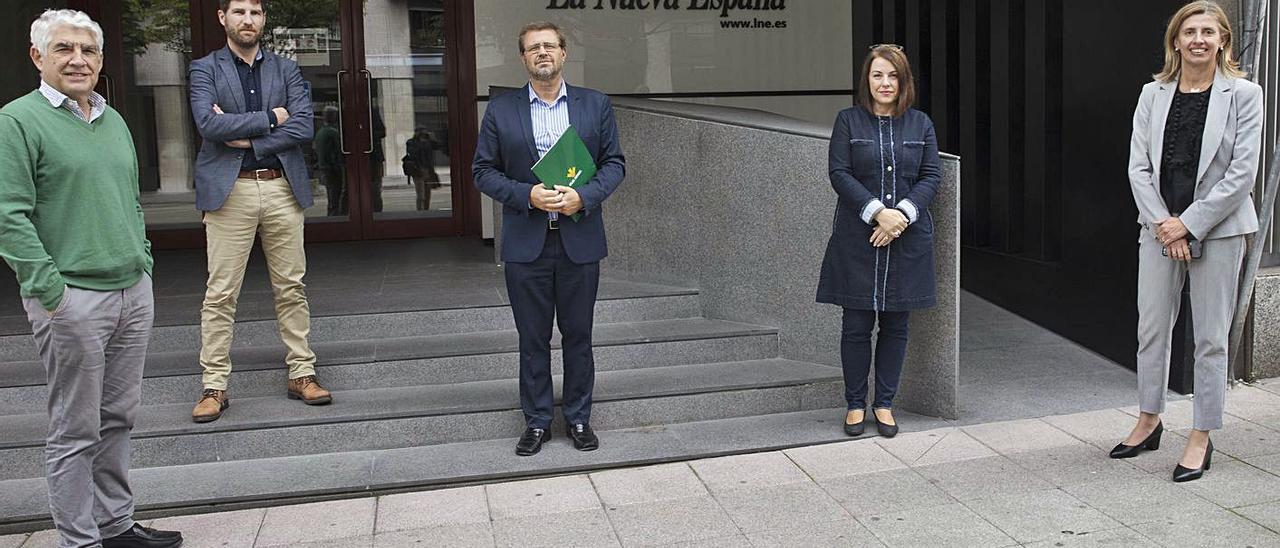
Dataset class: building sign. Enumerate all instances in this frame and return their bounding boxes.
[546,0,787,27]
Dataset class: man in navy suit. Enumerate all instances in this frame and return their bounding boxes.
[473,21,626,456]
[188,0,331,424]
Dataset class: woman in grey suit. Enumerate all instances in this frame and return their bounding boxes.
[1115,0,1262,482]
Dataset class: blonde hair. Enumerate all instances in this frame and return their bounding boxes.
[857,46,916,118]
[1154,1,1245,82]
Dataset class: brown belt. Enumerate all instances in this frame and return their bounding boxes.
[238,168,284,180]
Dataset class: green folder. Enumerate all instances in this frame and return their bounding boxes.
[531,126,596,222]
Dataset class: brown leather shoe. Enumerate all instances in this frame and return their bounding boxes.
[192,389,229,423]
[287,375,332,405]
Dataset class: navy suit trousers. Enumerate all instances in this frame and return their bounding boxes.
[504,230,600,429]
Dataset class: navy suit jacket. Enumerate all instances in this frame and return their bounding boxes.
[473,84,626,264]
[189,46,314,211]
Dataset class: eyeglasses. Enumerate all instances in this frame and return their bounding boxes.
[869,43,904,51]
[523,42,562,54]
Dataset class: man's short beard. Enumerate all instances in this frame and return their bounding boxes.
[227,27,261,48]
[530,66,558,81]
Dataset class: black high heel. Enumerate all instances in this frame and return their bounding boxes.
[872,408,898,438]
[1172,438,1213,482]
[1109,421,1163,459]
[843,410,865,437]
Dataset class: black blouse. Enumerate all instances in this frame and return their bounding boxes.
[1160,88,1211,216]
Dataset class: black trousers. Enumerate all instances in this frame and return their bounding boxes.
[840,308,910,410]
[504,230,600,429]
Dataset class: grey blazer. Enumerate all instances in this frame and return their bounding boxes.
[188,46,314,211]
[1128,70,1262,241]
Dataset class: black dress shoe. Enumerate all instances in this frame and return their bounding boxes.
[1109,421,1163,459]
[103,523,183,548]
[1172,438,1213,482]
[567,423,599,451]
[515,427,550,456]
[872,409,898,438]
[843,411,865,437]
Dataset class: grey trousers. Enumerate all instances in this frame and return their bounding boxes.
[1136,231,1244,431]
[22,275,153,548]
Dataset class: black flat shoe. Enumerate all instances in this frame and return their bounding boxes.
[102,523,183,548]
[567,423,599,451]
[873,409,898,438]
[515,427,550,456]
[843,411,865,437]
[1109,421,1163,459]
[1172,438,1213,482]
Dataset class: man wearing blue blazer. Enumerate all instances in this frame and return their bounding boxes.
[473,21,626,456]
[188,0,331,424]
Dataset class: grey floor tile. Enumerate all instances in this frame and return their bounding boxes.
[1130,507,1280,547]
[0,534,25,548]
[1005,443,1147,488]
[258,536,374,548]
[376,486,489,533]
[874,428,995,467]
[589,463,707,507]
[255,498,376,547]
[1248,452,1280,476]
[963,488,1122,544]
[818,467,954,517]
[913,455,1052,501]
[1063,475,1225,526]
[1196,421,1280,460]
[745,518,885,547]
[1020,527,1161,547]
[373,523,495,548]
[712,482,850,534]
[857,502,1017,548]
[658,535,749,547]
[961,418,1088,455]
[604,495,739,546]
[1041,408,1143,450]
[15,530,57,547]
[1175,461,1280,509]
[783,439,907,481]
[1224,384,1280,423]
[485,475,600,520]
[491,508,620,548]
[1236,501,1280,534]
[689,452,810,493]
[147,508,266,548]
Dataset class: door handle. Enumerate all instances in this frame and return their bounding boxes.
[98,73,114,105]
[360,69,374,154]
[336,69,350,155]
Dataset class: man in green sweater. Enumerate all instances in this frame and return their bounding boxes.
[0,10,181,548]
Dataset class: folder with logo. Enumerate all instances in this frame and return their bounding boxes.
[531,126,596,221]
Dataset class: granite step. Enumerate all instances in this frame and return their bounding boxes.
[0,359,843,480]
[0,318,779,414]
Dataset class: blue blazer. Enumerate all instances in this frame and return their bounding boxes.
[189,46,314,211]
[473,84,626,264]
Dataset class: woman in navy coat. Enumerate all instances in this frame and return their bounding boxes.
[817,45,943,438]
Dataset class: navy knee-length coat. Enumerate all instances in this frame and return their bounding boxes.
[816,106,943,312]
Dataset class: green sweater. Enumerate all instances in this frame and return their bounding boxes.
[0,91,153,310]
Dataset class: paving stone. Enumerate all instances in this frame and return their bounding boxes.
[964,488,1122,544]
[372,523,494,548]
[1019,527,1161,547]
[1175,460,1280,508]
[745,518,885,547]
[0,534,25,548]
[1247,452,1280,475]
[589,462,707,507]
[818,467,954,517]
[1191,420,1280,459]
[604,495,739,546]
[857,502,1017,547]
[874,427,996,466]
[1064,475,1225,526]
[1005,443,1147,488]
[1235,501,1280,534]
[914,455,1052,501]
[376,486,489,533]
[485,475,600,520]
[1041,409,1143,450]
[15,530,57,547]
[658,535,750,547]
[962,418,1085,455]
[1224,384,1280,423]
[689,452,809,493]
[146,508,265,548]
[255,498,376,547]
[259,536,374,548]
[783,439,907,480]
[712,482,850,534]
[1130,507,1280,547]
[491,508,619,548]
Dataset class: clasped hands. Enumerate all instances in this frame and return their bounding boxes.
[211,104,291,149]
[1153,216,1193,262]
[871,208,909,247]
[530,185,583,216]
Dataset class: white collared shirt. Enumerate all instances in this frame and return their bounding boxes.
[38,79,107,123]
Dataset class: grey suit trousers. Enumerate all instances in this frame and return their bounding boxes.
[1136,231,1244,430]
[22,275,153,548]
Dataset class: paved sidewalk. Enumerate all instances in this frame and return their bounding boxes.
[5,379,1280,548]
